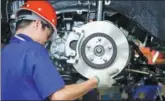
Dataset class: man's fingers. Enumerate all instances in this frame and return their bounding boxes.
[108,78,116,87]
[112,79,116,84]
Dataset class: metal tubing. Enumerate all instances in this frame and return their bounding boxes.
[97,0,104,21]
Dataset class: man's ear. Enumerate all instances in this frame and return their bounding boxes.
[34,20,42,29]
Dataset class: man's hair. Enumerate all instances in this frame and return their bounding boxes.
[16,20,47,31]
[15,10,47,31]
[16,20,34,31]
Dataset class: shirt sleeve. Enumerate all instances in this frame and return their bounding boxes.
[29,45,65,99]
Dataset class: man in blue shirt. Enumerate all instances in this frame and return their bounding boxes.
[2,0,117,100]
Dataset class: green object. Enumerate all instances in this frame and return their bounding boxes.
[94,76,100,86]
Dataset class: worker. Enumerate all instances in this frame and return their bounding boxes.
[2,0,118,100]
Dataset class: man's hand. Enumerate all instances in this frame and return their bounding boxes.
[49,68,118,100]
[94,68,119,90]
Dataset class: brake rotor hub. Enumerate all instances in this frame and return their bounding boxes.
[94,45,104,57]
[81,33,117,69]
[73,21,130,78]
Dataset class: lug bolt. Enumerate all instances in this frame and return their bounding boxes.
[87,46,91,49]
[98,38,102,42]
[103,58,107,62]
[89,57,94,61]
[108,46,112,49]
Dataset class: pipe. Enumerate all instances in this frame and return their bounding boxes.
[97,0,104,21]
[125,69,149,75]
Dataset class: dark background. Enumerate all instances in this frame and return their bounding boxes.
[1,0,165,42]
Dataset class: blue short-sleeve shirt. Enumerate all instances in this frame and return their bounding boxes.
[2,34,65,100]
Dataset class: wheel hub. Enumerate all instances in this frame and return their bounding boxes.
[73,21,130,78]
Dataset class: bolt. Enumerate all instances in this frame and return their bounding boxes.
[98,38,102,42]
[81,30,85,33]
[89,57,94,61]
[77,10,82,14]
[103,58,107,62]
[105,0,111,5]
[108,46,112,49]
[87,46,91,49]
[73,30,76,32]
[96,47,102,53]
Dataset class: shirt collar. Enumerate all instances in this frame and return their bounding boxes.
[9,34,34,43]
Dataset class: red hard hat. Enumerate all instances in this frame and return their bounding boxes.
[15,0,57,32]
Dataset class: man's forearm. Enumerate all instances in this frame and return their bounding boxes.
[49,77,98,100]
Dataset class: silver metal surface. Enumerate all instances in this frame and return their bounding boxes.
[65,32,79,57]
[105,0,111,5]
[125,69,149,75]
[50,21,84,60]
[85,36,113,65]
[97,0,104,21]
[73,21,130,78]
[50,34,67,60]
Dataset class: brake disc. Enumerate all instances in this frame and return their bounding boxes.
[73,21,130,78]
